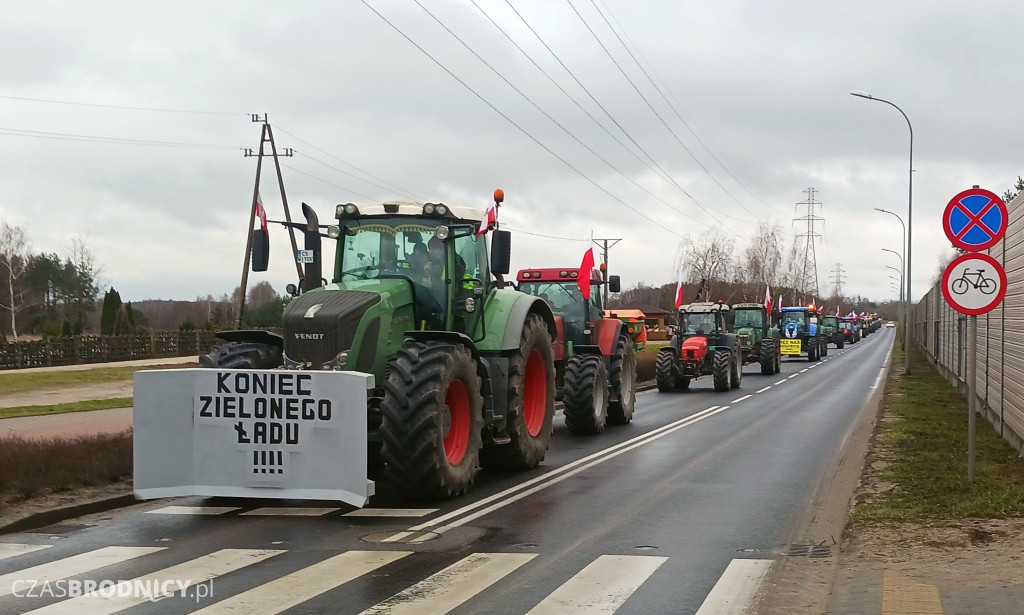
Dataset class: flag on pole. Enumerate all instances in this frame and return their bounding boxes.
[255,192,268,232]
[674,270,685,309]
[578,238,596,300]
[836,304,840,317]
[476,201,498,237]
[763,285,772,314]
[779,295,784,311]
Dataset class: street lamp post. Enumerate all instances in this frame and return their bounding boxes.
[854,92,914,374]
[885,266,903,298]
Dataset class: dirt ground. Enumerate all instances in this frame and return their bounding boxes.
[0,480,133,533]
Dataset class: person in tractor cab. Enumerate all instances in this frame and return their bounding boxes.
[683,312,716,335]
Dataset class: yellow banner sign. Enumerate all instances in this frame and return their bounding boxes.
[780,339,802,355]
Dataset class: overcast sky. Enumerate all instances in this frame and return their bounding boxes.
[2,0,1020,306]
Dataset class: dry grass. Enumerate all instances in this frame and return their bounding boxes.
[636,343,663,382]
[0,430,133,508]
[0,364,190,396]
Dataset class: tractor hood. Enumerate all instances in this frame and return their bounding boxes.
[781,321,817,338]
[282,279,413,368]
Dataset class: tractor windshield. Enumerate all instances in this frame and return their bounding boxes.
[519,280,600,345]
[682,312,716,335]
[781,312,807,326]
[733,309,764,329]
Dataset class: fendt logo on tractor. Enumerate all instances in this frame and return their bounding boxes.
[135,190,568,507]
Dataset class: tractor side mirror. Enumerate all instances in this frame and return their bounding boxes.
[251,228,270,272]
[608,275,621,293]
[490,230,511,275]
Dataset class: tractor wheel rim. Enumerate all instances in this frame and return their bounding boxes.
[523,349,546,437]
[443,378,470,465]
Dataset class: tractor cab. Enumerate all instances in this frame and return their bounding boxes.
[678,302,730,361]
[516,268,618,351]
[729,302,780,374]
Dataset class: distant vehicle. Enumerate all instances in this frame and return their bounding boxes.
[886,321,896,328]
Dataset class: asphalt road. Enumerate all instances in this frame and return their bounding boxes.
[0,330,894,615]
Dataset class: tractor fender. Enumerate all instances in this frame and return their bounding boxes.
[716,333,739,354]
[670,334,682,355]
[494,292,557,352]
[405,331,480,360]
[808,323,818,337]
[591,318,625,356]
[213,329,284,348]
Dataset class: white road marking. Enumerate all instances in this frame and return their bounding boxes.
[773,379,786,385]
[240,508,339,517]
[146,506,240,516]
[787,374,799,379]
[695,559,773,615]
[27,549,284,614]
[399,406,727,539]
[526,555,668,614]
[192,550,411,614]
[343,508,438,518]
[755,386,772,393]
[799,368,809,373]
[0,546,164,598]
[0,544,50,562]
[359,553,536,615]
[731,395,752,403]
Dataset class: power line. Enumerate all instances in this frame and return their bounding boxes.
[360,0,684,239]
[503,226,589,241]
[412,0,725,235]
[0,126,240,149]
[0,94,244,116]
[293,151,423,202]
[281,163,378,202]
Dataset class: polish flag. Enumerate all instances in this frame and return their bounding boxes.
[674,270,685,309]
[763,285,772,314]
[836,304,840,317]
[255,192,268,232]
[779,295,784,311]
[476,201,497,237]
[578,243,596,300]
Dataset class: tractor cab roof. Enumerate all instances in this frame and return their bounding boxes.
[731,302,765,310]
[680,301,729,313]
[780,306,813,312]
[516,268,602,283]
[334,201,485,223]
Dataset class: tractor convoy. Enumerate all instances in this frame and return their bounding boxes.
[132,189,884,506]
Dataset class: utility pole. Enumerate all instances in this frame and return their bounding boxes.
[236,114,298,328]
[831,262,847,298]
[794,187,824,298]
[593,237,622,304]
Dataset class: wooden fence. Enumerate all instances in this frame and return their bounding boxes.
[911,191,1024,454]
[0,330,218,370]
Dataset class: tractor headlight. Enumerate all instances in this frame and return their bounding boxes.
[327,225,341,239]
[435,225,450,240]
[435,204,448,216]
[465,297,476,312]
[336,203,359,218]
[424,203,436,214]
[322,350,350,371]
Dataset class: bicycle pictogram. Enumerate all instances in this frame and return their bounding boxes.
[950,268,996,295]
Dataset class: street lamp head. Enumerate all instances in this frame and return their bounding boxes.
[850,90,874,100]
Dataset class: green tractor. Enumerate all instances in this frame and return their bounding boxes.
[821,314,844,349]
[201,191,559,500]
[730,302,780,375]
[656,301,742,392]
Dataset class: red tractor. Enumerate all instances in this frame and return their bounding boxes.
[516,267,638,435]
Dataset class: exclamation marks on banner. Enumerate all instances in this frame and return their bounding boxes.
[252,449,284,475]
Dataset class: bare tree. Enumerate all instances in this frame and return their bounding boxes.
[743,222,784,290]
[248,281,277,307]
[0,220,29,340]
[682,229,734,299]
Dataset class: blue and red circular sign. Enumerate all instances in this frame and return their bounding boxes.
[942,187,1007,252]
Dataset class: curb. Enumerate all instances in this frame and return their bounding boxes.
[0,493,137,536]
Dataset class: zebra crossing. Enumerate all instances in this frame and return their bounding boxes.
[0,541,771,614]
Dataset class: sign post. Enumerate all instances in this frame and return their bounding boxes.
[941,187,1008,483]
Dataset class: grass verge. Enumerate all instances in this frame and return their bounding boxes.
[0,430,132,508]
[850,342,1024,523]
[0,363,192,396]
[0,398,134,420]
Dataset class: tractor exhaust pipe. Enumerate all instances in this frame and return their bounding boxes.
[300,202,322,293]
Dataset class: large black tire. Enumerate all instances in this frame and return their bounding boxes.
[607,336,636,425]
[837,336,845,349]
[822,341,829,356]
[759,339,775,375]
[712,349,730,392]
[678,376,691,389]
[563,355,609,435]
[379,341,484,499]
[199,341,282,369]
[479,314,556,470]
[655,347,678,392]
[807,340,817,362]
[774,343,781,373]
[730,349,742,389]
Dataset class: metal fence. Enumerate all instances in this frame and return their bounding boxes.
[911,191,1024,453]
[0,330,217,370]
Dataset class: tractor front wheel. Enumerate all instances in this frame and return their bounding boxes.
[479,315,555,470]
[712,349,731,392]
[730,350,742,389]
[199,341,282,370]
[563,355,609,435]
[655,347,679,392]
[607,335,636,425]
[379,341,484,499]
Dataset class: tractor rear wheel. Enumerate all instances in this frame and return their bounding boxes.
[563,355,609,435]
[729,350,742,389]
[822,341,829,356]
[837,336,845,349]
[479,315,555,470]
[759,339,775,375]
[379,341,483,499]
[655,347,678,392]
[807,341,817,362]
[774,343,781,373]
[607,335,636,425]
[199,341,282,369]
[712,349,730,392]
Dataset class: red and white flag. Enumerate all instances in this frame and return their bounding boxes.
[476,201,497,237]
[779,295,784,311]
[835,304,840,317]
[674,270,685,309]
[255,192,268,232]
[578,241,596,300]
[763,285,772,314]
